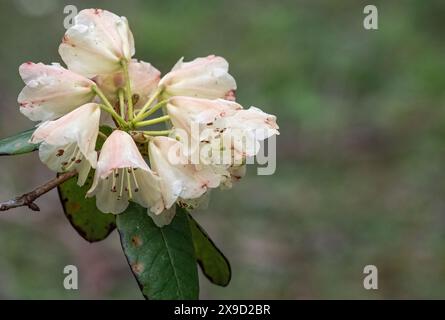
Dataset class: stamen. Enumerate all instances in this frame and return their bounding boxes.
[118,168,125,200]
[130,168,140,192]
[64,147,82,171]
[111,169,117,192]
[126,168,133,199]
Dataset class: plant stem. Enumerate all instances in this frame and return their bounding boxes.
[135,99,169,121]
[121,59,134,121]
[99,105,127,129]
[141,130,172,136]
[98,131,108,141]
[93,85,127,128]
[0,171,77,212]
[134,115,171,128]
[118,88,125,118]
[133,88,162,122]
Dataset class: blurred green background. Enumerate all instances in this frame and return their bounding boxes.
[1,0,445,299]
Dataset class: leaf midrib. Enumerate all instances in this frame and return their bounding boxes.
[160,227,184,299]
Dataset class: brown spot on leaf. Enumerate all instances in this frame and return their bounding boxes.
[131,235,143,247]
[67,202,81,213]
[131,262,144,274]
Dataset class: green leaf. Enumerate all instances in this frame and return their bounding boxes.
[117,204,199,300]
[188,214,231,287]
[0,128,38,155]
[57,171,116,242]
[57,125,116,242]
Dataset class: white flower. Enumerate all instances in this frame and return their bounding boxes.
[166,96,241,134]
[221,165,246,189]
[30,103,101,186]
[148,136,221,210]
[87,130,163,215]
[18,62,95,121]
[94,60,160,108]
[159,55,237,99]
[200,106,279,164]
[59,8,135,77]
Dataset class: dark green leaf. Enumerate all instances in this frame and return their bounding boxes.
[117,204,199,300]
[0,128,38,155]
[57,171,116,242]
[188,214,231,286]
[57,125,116,242]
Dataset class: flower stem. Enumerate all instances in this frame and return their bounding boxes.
[118,88,125,118]
[133,88,162,122]
[99,105,127,128]
[141,130,172,136]
[134,115,171,128]
[93,85,127,128]
[98,131,108,141]
[135,99,169,121]
[121,59,134,121]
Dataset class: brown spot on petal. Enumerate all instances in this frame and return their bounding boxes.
[56,149,64,157]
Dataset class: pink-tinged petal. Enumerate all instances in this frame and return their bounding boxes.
[31,103,100,186]
[149,136,221,210]
[31,103,100,166]
[159,55,237,99]
[225,106,280,140]
[167,97,242,133]
[92,130,150,180]
[198,106,279,162]
[94,60,160,107]
[129,61,161,107]
[18,62,95,121]
[59,9,135,77]
[87,130,163,215]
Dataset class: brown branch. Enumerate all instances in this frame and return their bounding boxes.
[0,170,77,212]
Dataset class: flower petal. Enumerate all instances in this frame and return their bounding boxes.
[87,130,163,215]
[94,60,160,107]
[18,62,95,121]
[59,9,135,77]
[159,55,236,99]
[31,103,100,168]
[149,136,221,209]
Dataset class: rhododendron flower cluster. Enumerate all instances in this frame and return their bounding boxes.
[18,8,279,226]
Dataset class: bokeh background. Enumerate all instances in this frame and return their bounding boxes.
[1,0,445,299]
